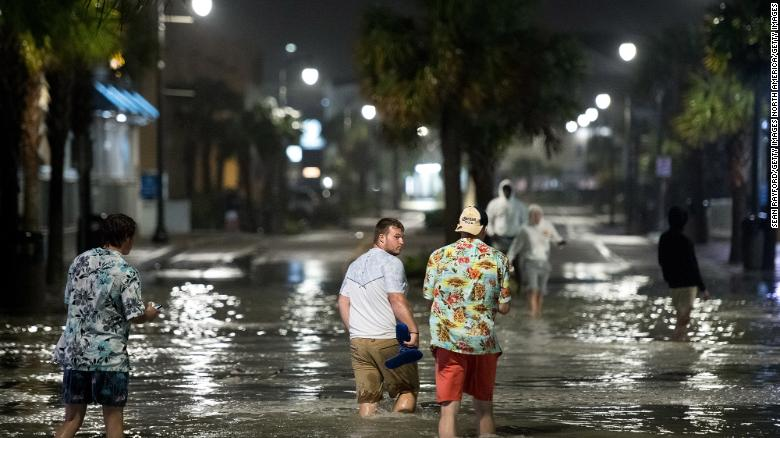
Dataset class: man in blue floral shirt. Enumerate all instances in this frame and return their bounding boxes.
[53,214,158,437]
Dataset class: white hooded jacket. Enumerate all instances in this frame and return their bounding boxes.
[486,179,528,237]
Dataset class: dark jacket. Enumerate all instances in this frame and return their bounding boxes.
[658,229,706,291]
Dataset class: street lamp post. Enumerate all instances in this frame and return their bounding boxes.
[153,0,211,243]
[278,43,319,108]
[153,1,168,243]
[361,105,381,217]
[619,42,636,233]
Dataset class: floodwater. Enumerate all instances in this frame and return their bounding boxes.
[2,240,780,437]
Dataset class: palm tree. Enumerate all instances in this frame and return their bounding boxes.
[704,0,772,268]
[356,0,583,241]
[674,73,753,263]
[245,99,301,234]
[42,4,121,286]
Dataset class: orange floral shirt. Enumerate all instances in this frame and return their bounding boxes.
[423,238,511,354]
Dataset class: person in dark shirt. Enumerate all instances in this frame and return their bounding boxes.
[658,206,710,340]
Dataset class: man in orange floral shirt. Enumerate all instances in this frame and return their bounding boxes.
[423,206,511,437]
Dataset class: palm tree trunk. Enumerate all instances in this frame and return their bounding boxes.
[71,63,93,253]
[441,106,462,243]
[239,148,256,231]
[185,138,195,198]
[391,147,401,209]
[728,135,748,264]
[468,146,497,210]
[690,147,708,244]
[45,67,74,288]
[0,28,28,309]
[21,74,45,232]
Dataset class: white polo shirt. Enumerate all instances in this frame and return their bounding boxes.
[339,247,407,339]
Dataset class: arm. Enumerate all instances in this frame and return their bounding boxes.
[337,294,350,332]
[123,268,157,324]
[497,255,512,315]
[548,220,564,245]
[507,231,525,263]
[388,293,419,347]
[131,302,159,324]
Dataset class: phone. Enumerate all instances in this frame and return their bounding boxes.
[151,302,163,310]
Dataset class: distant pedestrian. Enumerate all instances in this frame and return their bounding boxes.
[337,218,420,416]
[424,206,511,437]
[52,214,159,438]
[658,206,709,340]
[507,204,565,318]
[486,179,528,254]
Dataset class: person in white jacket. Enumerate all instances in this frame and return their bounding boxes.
[485,179,527,254]
[507,204,565,318]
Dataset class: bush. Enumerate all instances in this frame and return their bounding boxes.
[403,253,429,279]
[425,209,444,229]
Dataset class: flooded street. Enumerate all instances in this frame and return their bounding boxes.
[2,220,780,437]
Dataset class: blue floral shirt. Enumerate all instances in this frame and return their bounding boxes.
[424,238,511,355]
[53,248,145,372]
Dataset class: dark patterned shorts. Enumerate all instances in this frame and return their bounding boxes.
[62,369,129,407]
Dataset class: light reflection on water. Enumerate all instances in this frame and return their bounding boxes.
[3,254,780,437]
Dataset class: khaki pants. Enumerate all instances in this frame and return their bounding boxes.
[670,287,697,314]
[350,338,419,403]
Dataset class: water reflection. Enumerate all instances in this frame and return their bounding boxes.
[281,260,341,400]
[159,283,237,415]
[3,245,780,436]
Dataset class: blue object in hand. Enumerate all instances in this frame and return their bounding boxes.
[384,323,423,369]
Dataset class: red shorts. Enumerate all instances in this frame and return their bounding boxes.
[434,348,499,403]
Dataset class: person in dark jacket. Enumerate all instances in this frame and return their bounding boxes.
[658,206,710,340]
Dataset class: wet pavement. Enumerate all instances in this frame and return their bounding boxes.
[2,211,780,437]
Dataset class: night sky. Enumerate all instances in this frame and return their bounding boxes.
[162,0,720,106]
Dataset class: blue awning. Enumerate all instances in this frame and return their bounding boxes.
[94,81,159,122]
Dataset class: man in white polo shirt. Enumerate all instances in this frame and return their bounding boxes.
[337,218,420,417]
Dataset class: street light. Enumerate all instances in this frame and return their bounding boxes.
[153,0,211,243]
[595,93,611,110]
[585,107,599,123]
[191,0,212,17]
[301,67,319,86]
[361,104,376,120]
[619,42,637,62]
[278,45,320,106]
[618,42,637,233]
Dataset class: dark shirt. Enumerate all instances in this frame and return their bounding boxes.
[658,229,706,291]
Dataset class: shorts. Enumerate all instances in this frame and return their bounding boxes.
[523,259,551,294]
[350,338,419,403]
[670,286,697,314]
[434,348,499,403]
[62,369,129,407]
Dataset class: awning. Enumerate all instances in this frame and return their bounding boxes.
[94,81,159,124]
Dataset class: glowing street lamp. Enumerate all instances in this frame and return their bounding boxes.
[595,93,611,110]
[619,42,637,62]
[361,104,377,121]
[191,0,212,17]
[565,121,578,133]
[301,67,319,86]
[585,107,599,123]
